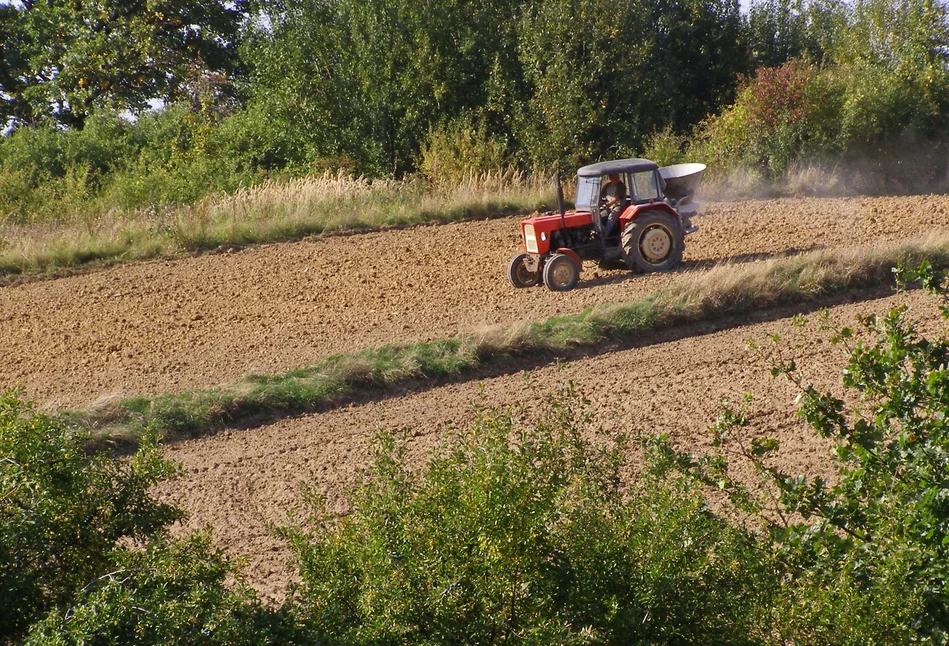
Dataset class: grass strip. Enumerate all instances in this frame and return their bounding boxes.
[0,172,553,281]
[72,234,949,448]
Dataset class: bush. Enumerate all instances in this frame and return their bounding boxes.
[24,533,285,646]
[418,117,508,185]
[640,127,690,168]
[0,105,264,223]
[0,391,181,640]
[692,60,826,178]
[0,391,292,644]
[282,385,772,645]
[673,261,949,643]
[0,114,136,222]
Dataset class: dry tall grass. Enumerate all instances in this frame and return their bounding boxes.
[655,233,949,318]
[0,170,555,279]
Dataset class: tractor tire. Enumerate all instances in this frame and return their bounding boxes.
[507,253,541,288]
[622,211,683,273]
[543,253,580,292]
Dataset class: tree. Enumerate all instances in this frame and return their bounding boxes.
[833,0,949,141]
[747,0,815,68]
[647,0,748,134]
[239,0,750,176]
[0,0,248,129]
[240,0,529,176]
[516,0,655,169]
[516,0,747,169]
[230,0,359,172]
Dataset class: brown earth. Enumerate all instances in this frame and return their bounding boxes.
[2,194,949,408]
[157,289,947,602]
[3,193,949,600]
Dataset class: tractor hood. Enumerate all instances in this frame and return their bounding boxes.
[521,210,595,229]
[518,210,595,255]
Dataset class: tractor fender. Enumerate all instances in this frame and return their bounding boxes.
[555,248,582,270]
[618,202,681,232]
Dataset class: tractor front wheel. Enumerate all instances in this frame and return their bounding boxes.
[543,253,580,292]
[508,253,541,288]
[622,211,683,273]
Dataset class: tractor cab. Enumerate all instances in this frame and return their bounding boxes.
[576,159,665,243]
[574,159,664,237]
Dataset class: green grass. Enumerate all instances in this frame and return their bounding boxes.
[70,234,949,448]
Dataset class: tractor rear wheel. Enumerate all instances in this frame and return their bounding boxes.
[543,253,580,292]
[622,211,683,273]
[508,253,541,288]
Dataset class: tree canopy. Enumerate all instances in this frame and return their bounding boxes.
[0,0,246,129]
[0,0,947,200]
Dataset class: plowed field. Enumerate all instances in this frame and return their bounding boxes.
[4,193,949,599]
[157,290,946,601]
[3,194,948,407]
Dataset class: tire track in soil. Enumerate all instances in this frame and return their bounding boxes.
[2,194,948,408]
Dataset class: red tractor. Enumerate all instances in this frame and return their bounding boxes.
[507,159,705,291]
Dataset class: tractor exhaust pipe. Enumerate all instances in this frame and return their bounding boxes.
[556,170,566,229]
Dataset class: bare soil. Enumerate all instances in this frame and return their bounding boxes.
[3,193,949,600]
[157,289,946,602]
[3,194,949,408]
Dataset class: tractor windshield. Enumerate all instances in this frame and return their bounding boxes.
[632,171,661,202]
[575,176,601,212]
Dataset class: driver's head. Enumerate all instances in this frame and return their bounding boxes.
[608,173,619,182]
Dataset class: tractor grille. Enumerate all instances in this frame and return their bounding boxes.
[524,224,538,253]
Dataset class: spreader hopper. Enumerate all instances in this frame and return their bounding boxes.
[659,163,706,205]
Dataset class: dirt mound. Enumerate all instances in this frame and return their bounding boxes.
[157,289,946,602]
[3,195,948,408]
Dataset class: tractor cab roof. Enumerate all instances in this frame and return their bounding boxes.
[577,158,658,177]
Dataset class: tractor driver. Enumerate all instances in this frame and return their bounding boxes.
[600,173,627,236]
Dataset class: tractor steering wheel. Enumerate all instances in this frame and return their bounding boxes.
[598,197,611,221]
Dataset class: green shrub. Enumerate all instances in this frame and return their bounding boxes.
[673,261,949,643]
[0,391,182,640]
[0,123,72,183]
[282,385,772,645]
[0,105,266,223]
[0,114,138,222]
[418,116,508,185]
[640,127,690,168]
[0,390,295,644]
[24,533,285,646]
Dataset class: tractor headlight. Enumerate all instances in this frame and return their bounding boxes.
[524,224,539,253]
